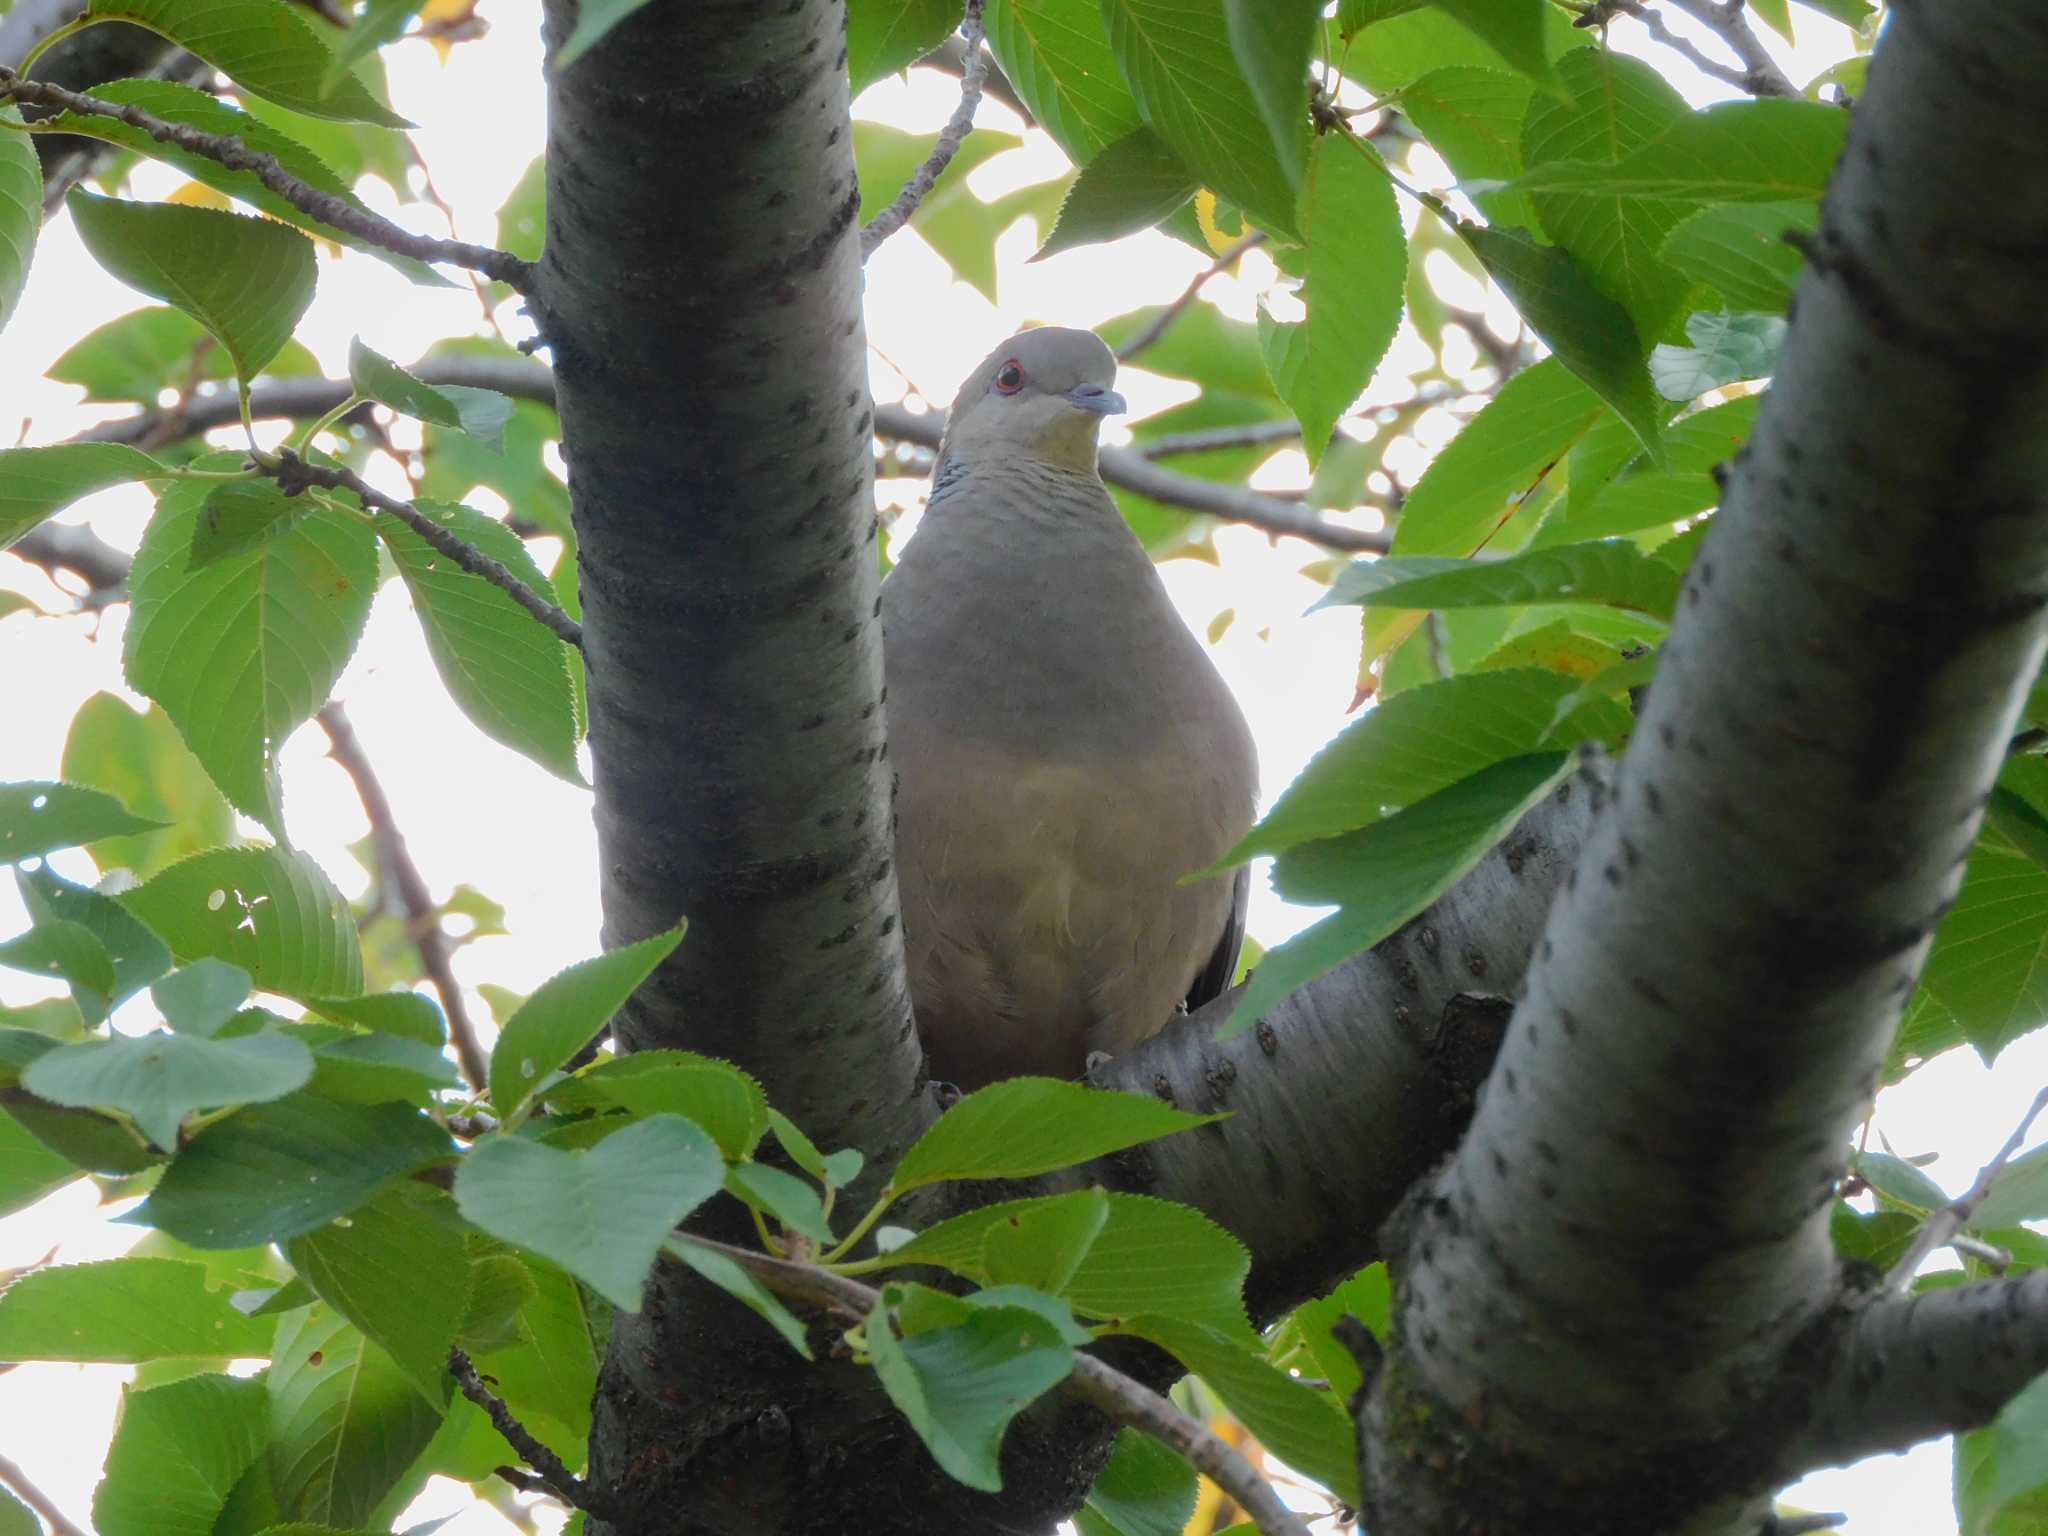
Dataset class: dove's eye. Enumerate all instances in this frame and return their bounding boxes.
[993,361,1027,394]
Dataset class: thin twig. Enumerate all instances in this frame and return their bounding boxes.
[316,702,491,1096]
[448,1348,622,1521]
[915,34,1032,125]
[1138,419,1304,459]
[671,1235,1313,1536]
[267,449,583,649]
[1627,0,1800,98]
[860,0,986,260]
[0,1451,90,1536]
[0,68,537,290]
[1884,1083,2048,1294]
[1117,233,1268,363]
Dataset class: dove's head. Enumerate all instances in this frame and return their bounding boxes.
[937,327,1126,477]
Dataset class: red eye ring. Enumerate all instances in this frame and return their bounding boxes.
[993,360,1027,394]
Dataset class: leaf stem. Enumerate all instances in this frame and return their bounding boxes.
[296,393,366,455]
[818,1187,896,1264]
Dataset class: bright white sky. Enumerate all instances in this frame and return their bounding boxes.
[2,5,2041,1533]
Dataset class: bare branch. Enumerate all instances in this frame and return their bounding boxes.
[316,702,491,1096]
[1138,419,1304,459]
[1117,234,1268,364]
[0,1450,89,1536]
[266,449,584,649]
[1614,0,1802,99]
[915,33,1031,125]
[448,1347,622,1520]
[859,0,986,261]
[0,67,537,290]
[1884,1082,2048,1294]
[670,1235,1313,1536]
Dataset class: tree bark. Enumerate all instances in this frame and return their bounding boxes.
[1363,4,2048,1531]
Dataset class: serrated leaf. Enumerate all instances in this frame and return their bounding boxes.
[768,1107,863,1190]
[469,1249,605,1444]
[0,105,40,343]
[17,862,174,1015]
[1287,1262,1391,1400]
[0,1256,275,1361]
[85,0,410,125]
[1649,311,1786,400]
[1320,539,1680,620]
[1431,0,1560,87]
[268,1305,443,1525]
[0,441,166,551]
[867,1282,1075,1491]
[1036,126,1198,257]
[24,1028,312,1151]
[376,499,580,782]
[93,1373,269,1536]
[50,306,321,403]
[1227,753,1572,1037]
[153,959,254,1036]
[302,1030,461,1106]
[455,1114,725,1311]
[120,846,365,1001]
[1222,0,1314,190]
[70,191,316,388]
[1659,199,1817,313]
[553,0,658,69]
[37,82,444,284]
[1082,1426,1198,1536]
[287,1184,467,1404]
[1339,2,1578,92]
[1103,0,1301,239]
[889,1078,1219,1193]
[1920,784,2048,1063]
[663,1238,814,1358]
[1258,133,1403,463]
[63,693,237,880]
[126,467,377,828]
[1399,67,1537,229]
[349,338,462,428]
[979,1185,1111,1293]
[190,479,303,568]
[544,1048,766,1160]
[487,927,684,1114]
[0,1108,78,1217]
[726,1161,834,1244]
[1457,222,1661,462]
[848,0,965,92]
[311,990,446,1045]
[0,918,116,1020]
[136,1094,450,1247]
[986,0,1144,163]
[1503,98,1849,204]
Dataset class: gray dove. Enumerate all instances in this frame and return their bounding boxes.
[881,327,1259,1089]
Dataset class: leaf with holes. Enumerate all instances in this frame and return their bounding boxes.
[1036,127,1198,257]
[70,192,316,388]
[986,0,1143,163]
[126,467,376,830]
[487,927,685,1114]
[890,1078,1219,1193]
[1650,311,1786,401]
[0,780,162,865]
[120,845,363,1001]
[86,0,409,124]
[377,499,581,782]
[0,441,166,552]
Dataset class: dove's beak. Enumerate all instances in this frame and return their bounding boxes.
[1064,383,1127,416]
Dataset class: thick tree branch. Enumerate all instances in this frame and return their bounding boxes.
[860,0,986,261]
[316,703,491,1097]
[670,1236,1313,1536]
[0,68,536,290]
[1365,3,2048,1530]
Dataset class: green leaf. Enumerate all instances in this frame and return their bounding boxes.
[189,480,304,569]
[1921,784,2048,1063]
[86,0,410,125]
[1223,667,1623,863]
[126,469,376,828]
[552,0,658,69]
[1036,127,1198,257]
[726,1161,834,1244]
[1457,222,1662,462]
[1504,98,1850,204]
[268,1305,443,1525]
[487,927,685,1115]
[883,1190,1253,1335]
[456,1114,725,1311]
[1958,1371,2048,1536]
[495,154,547,261]
[1338,1,1577,92]
[1974,1146,2048,1233]
[0,918,117,1021]
[1542,392,1756,543]
[867,1282,1075,1491]
[0,105,40,343]
[434,386,516,452]
[49,306,319,404]
[69,191,316,387]
[663,1238,814,1359]
[120,846,365,1001]
[1431,0,1560,87]
[0,441,166,552]
[310,990,446,1045]
[0,1109,78,1217]
[302,1029,461,1105]
[17,862,174,1013]
[36,82,444,284]
[1081,1427,1198,1536]
[986,0,1144,163]
[1222,0,1315,190]
[0,1488,31,1536]
[93,1373,269,1536]
[376,499,581,782]
[419,390,569,534]
[1320,539,1681,620]
[348,338,462,428]
[324,0,429,88]
[1649,311,1785,401]
[848,0,965,92]
[1102,0,1301,239]
[136,1094,450,1247]
[1227,753,1573,1037]
[980,1185,1111,1293]
[287,1184,468,1405]
[545,1049,767,1160]
[1287,1262,1392,1400]
[469,1249,605,1443]
[23,1028,313,1151]
[1791,0,1872,25]
[1398,67,1537,229]
[1128,1313,1358,1502]
[768,1107,864,1190]
[890,1078,1220,1194]
[1258,133,1403,463]
[1659,199,1817,313]
[0,1255,275,1360]
[62,693,237,880]
[153,959,254,1036]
